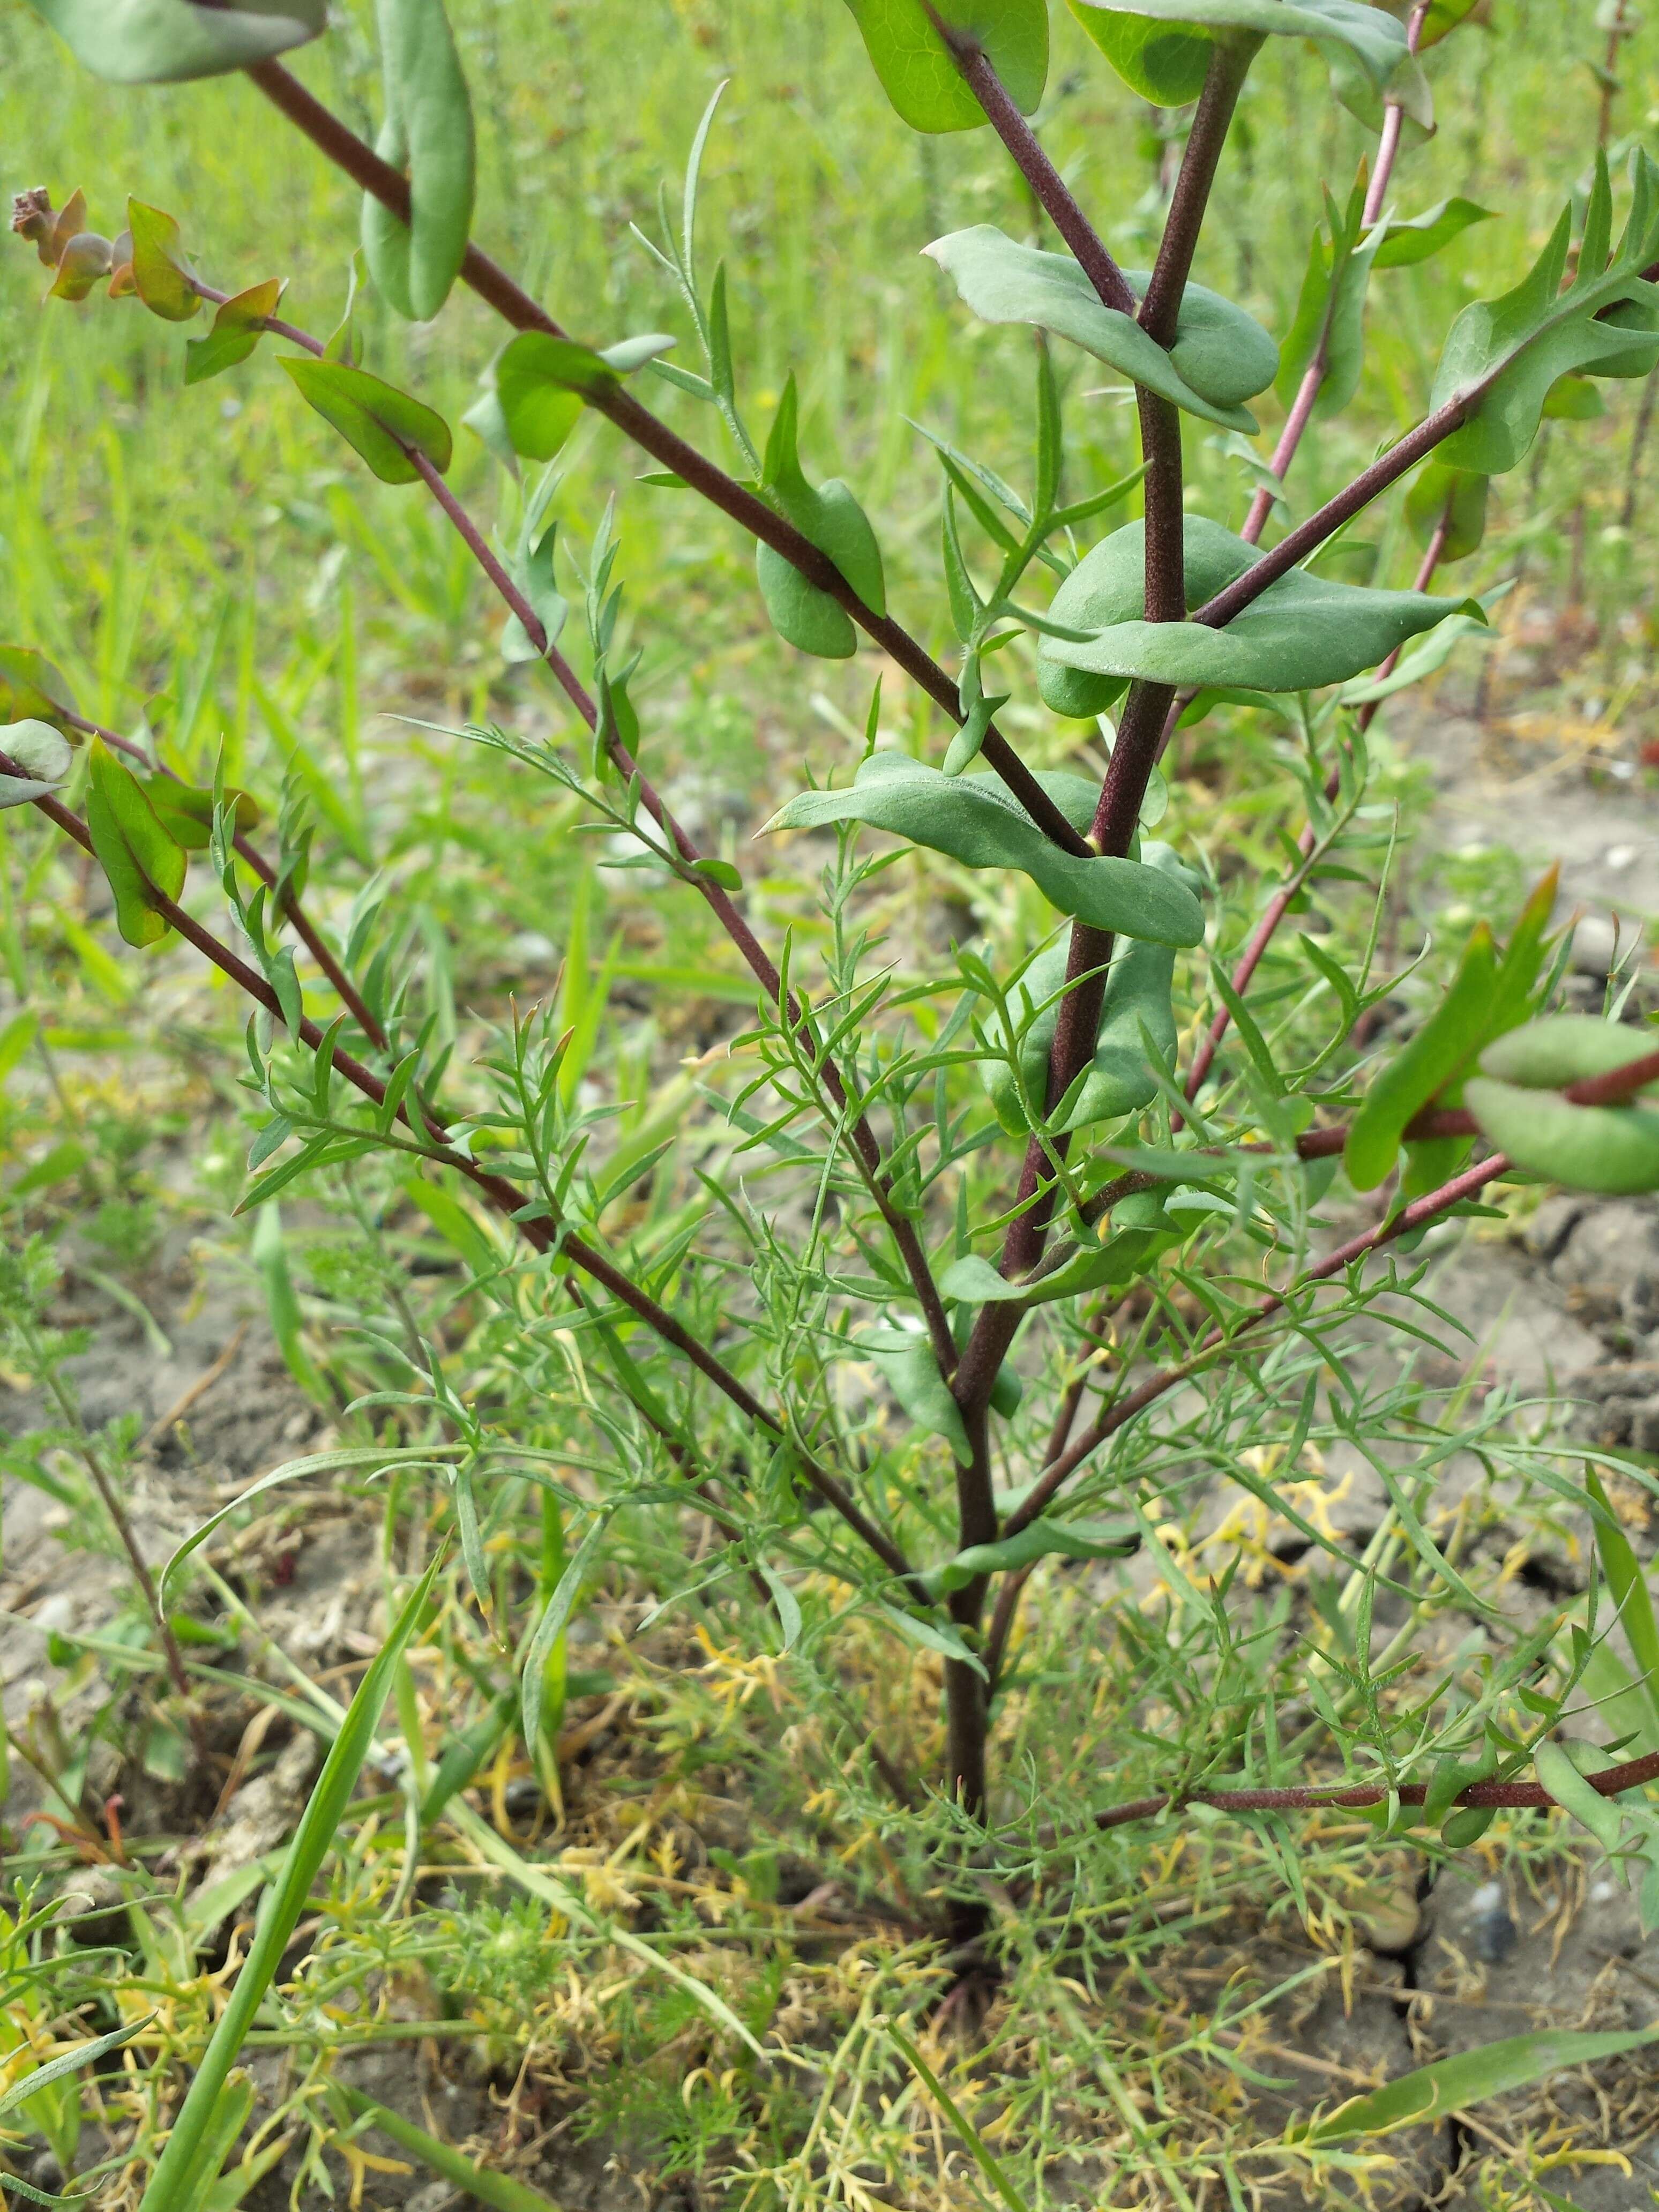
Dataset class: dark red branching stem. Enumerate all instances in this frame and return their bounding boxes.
[190,271,956,1371]
[242,58,1087,861]
[1096,1745,1659,1834]
[408,452,955,1366]
[12,760,918,1591]
[1197,399,1470,630]
[1005,1150,1507,1543]
[63,699,388,1054]
[938,24,1138,316]
[1137,38,1260,350]
[955,40,1255,1433]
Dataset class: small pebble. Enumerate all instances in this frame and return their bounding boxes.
[1592,1880,1617,1903]
[1468,1882,1518,1965]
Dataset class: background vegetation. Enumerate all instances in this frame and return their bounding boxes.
[3,2,1659,2206]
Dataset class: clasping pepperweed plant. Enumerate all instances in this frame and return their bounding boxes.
[11,0,1659,2186]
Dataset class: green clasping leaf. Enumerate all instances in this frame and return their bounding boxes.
[0,647,77,732]
[1066,3,1211,103]
[1432,151,1659,476]
[362,0,476,323]
[127,199,199,322]
[1477,1014,1659,1092]
[929,1516,1140,1595]
[0,720,73,809]
[1038,516,1471,707]
[185,276,284,385]
[1404,464,1490,563]
[985,854,1193,1136]
[493,331,675,460]
[144,777,260,851]
[1464,1080,1659,1195]
[866,1334,972,1464]
[842,0,1048,133]
[752,377,885,656]
[280,357,452,484]
[1070,0,1411,118]
[84,738,186,948]
[23,0,324,82]
[756,547,857,659]
[766,755,1205,943]
[1372,197,1494,270]
[1276,177,1380,422]
[925,227,1276,430]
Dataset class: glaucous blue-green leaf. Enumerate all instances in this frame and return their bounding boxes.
[760,377,886,634]
[1404,464,1490,563]
[1070,0,1410,113]
[864,1334,971,1464]
[765,754,1205,944]
[925,227,1277,430]
[985,849,1194,1135]
[23,0,324,81]
[842,0,1048,133]
[1478,1015,1658,1092]
[84,739,186,949]
[1372,197,1495,271]
[362,0,475,323]
[940,1192,1182,1309]
[280,357,453,484]
[756,546,857,659]
[928,1515,1139,1594]
[1460,1107,1630,1226]
[1336,605,1490,707]
[1038,516,1474,700]
[1432,151,1659,476]
[0,721,72,810]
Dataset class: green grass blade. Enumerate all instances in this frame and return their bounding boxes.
[1307,2021,1659,2141]
[134,1558,442,2212]
[1586,1465,1659,1733]
[0,2011,156,2122]
[887,2023,1028,2212]
[332,2089,562,2211]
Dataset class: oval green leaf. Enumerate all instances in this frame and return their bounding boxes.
[843,0,1048,134]
[1465,1077,1659,1196]
[280,356,452,484]
[362,0,476,322]
[1039,515,1473,703]
[925,226,1276,430]
[23,0,324,82]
